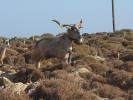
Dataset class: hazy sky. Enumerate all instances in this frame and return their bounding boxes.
[0,0,133,37]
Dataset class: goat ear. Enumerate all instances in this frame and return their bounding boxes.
[75,19,83,29]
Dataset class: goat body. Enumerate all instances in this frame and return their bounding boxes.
[32,34,72,68]
[32,19,83,68]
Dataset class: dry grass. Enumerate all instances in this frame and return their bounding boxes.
[97,84,125,98]
[1,30,133,99]
[0,90,30,100]
[30,78,100,100]
[13,67,44,83]
[89,62,109,75]
[106,69,133,89]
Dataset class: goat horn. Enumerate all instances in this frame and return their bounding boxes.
[52,20,73,29]
[80,19,82,24]
[62,24,73,27]
[75,19,83,29]
[52,20,62,27]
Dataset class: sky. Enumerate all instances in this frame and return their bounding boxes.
[0,0,133,37]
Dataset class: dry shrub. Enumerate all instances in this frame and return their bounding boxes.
[127,45,133,49]
[78,71,92,80]
[89,62,109,75]
[43,63,91,83]
[13,67,44,83]
[121,40,133,48]
[77,56,97,66]
[50,69,85,85]
[4,54,25,66]
[114,62,129,71]
[97,84,125,98]
[50,70,68,78]
[0,90,30,100]
[101,42,124,52]
[110,97,126,100]
[73,44,94,57]
[121,41,129,47]
[106,35,123,43]
[1,30,133,100]
[106,69,133,89]
[127,93,133,100]
[14,54,26,66]
[41,63,71,78]
[114,61,133,72]
[0,77,4,86]
[5,48,18,55]
[124,32,133,41]
[0,64,16,73]
[120,29,133,32]
[112,60,124,68]
[101,48,111,57]
[126,61,133,72]
[41,33,54,39]
[41,63,65,72]
[30,78,99,100]
[112,60,128,70]
[30,85,59,100]
[120,53,133,61]
[24,52,32,64]
[92,74,107,84]
[82,75,107,91]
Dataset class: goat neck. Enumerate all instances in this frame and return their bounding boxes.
[60,33,73,43]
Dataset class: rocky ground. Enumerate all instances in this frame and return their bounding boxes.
[0,29,133,100]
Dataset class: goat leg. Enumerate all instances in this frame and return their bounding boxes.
[68,53,72,65]
[35,60,41,68]
[65,51,73,65]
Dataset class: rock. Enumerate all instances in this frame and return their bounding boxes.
[0,64,16,73]
[1,70,16,81]
[75,67,93,79]
[0,77,28,95]
[0,70,3,75]
[77,67,91,74]
[9,82,28,93]
[25,81,40,94]
[0,77,13,87]
[89,55,105,61]
[0,82,28,96]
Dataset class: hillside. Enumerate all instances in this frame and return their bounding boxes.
[0,29,133,100]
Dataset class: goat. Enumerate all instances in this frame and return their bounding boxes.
[5,39,10,47]
[0,39,19,65]
[0,47,6,64]
[32,20,83,68]
[0,39,10,65]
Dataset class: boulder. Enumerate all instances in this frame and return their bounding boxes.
[0,77,13,87]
